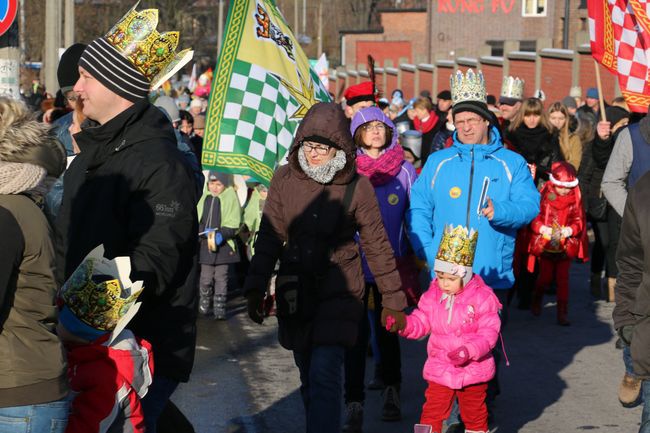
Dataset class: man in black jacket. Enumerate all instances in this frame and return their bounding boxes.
[54,6,198,432]
[613,171,650,429]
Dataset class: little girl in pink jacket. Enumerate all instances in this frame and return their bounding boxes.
[389,225,501,433]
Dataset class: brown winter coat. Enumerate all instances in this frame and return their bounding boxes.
[244,102,406,348]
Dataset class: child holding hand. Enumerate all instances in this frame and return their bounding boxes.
[387,225,501,433]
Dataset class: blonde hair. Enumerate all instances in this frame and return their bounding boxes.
[413,96,433,112]
[548,102,570,146]
[508,97,551,132]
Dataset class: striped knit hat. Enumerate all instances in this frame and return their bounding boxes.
[79,38,150,102]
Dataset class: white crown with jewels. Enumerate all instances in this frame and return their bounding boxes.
[501,76,525,99]
[451,69,487,105]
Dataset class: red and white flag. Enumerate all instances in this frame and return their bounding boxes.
[589,0,650,112]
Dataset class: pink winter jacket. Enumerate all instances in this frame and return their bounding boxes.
[400,274,502,389]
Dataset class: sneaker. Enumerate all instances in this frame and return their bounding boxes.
[619,373,642,407]
[342,402,363,433]
[381,385,401,421]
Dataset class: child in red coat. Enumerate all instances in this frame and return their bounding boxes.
[528,161,588,325]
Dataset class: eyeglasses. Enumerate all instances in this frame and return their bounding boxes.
[362,122,387,132]
[454,117,484,128]
[302,141,331,155]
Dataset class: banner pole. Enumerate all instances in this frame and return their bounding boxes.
[594,60,607,122]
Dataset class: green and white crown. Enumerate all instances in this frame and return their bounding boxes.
[451,69,487,105]
[500,76,525,99]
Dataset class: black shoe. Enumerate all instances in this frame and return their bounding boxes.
[381,385,401,421]
[342,402,363,433]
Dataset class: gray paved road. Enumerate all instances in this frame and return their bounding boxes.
[172,260,643,432]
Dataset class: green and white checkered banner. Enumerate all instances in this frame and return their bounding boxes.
[202,0,330,186]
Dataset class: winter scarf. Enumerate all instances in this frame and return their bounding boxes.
[0,161,46,195]
[356,143,405,186]
[414,111,439,134]
[508,124,555,165]
[298,147,347,184]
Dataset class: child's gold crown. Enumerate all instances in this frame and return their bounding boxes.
[436,224,478,267]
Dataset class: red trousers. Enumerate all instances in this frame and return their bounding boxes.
[536,257,571,302]
[420,381,488,433]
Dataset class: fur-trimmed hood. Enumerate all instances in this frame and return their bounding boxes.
[0,101,66,177]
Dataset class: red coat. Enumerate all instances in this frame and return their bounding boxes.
[65,331,153,433]
[528,183,589,265]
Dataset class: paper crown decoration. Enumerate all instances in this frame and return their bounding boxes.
[500,76,525,100]
[450,69,487,105]
[436,224,478,267]
[104,2,193,90]
[59,245,143,342]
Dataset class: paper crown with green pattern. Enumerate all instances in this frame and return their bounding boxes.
[434,225,478,284]
[450,69,487,105]
[59,245,143,342]
[500,76,525,100]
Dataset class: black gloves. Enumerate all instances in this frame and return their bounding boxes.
[246,291,265,324]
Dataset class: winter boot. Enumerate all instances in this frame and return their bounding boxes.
[590,272,602,298]
[531,287,544,317]
[608,277,617,303]
[213,294,227,320]
[619,372,643,407]
[198,286,213,316]
[381,385,401,421]
[342,402,363,433]
[557,301,570,326]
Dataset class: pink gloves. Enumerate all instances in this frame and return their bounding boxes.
[447,345,469,367]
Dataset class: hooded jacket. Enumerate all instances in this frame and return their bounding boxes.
[400,274,501,389]
[407,126,540,289]
[350,107,417,282]
[55,100,199,382]
[65,331,153,433]
[244,102,407,348]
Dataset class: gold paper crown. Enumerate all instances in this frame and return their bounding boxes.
[436,224,478,267]
[500,76,525,99]
[104,2,193,90]
[61,258,140,332]
[450,69,487,105]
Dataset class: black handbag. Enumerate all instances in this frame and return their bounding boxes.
[587,191,608,222]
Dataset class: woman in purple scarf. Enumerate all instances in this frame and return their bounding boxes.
[342,106,418,433]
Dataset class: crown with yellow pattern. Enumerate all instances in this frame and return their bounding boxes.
[450,69,487,106]
[59,246,144,343]
[434,225,478,284]
[500,76,525,102]
[105,2,193,90]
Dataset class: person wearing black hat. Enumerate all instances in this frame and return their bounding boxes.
[54,5,198,432]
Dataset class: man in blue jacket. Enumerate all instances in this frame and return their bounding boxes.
[407,69,539,430]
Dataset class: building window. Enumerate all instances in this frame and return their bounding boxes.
[522,0,547,16]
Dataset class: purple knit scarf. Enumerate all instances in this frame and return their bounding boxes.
[356,143,405,186]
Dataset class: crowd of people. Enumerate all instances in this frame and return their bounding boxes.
[2,4,650,433]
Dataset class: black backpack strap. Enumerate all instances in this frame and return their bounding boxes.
[342,174,359,216]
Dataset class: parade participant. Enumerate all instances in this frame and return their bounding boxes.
[343,106,417,431]
[244,102,407,433]
[431,110,455,154]
[578,87,603,118]
[198,172,242,320]
[506,97,563,187]
[612,170,650,432]
[528,162,588,325]
[343,81,376,118]
[389,224,501,433]
[549,102,583,171]
[57,248,153,433]
[498,76,524,130]
[408,70,539,428]
[0,98,69,432]
[54,5,198,431]
[413,96,440,167]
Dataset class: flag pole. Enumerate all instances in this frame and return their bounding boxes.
[594,60,607,122]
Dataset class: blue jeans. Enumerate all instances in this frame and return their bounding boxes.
[0,398,69,433]
[293,345,345,433]
[141,374,179,433]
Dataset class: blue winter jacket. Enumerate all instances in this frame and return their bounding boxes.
[407,126,540,289]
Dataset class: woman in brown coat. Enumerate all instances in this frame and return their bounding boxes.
[244,102,407,433]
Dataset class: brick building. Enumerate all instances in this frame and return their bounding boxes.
[341,0,589,68]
